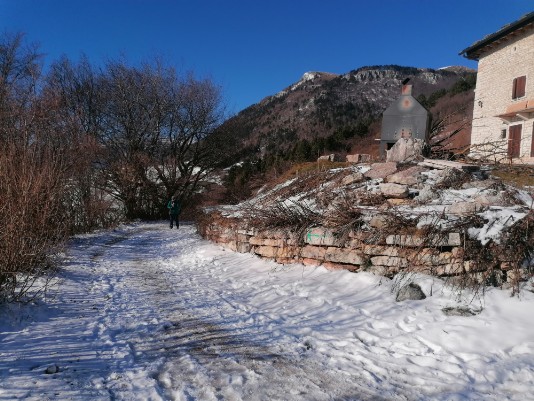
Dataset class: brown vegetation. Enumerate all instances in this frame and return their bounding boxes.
[0,32,226,302]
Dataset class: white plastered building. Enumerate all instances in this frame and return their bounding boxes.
[461,12,534,163]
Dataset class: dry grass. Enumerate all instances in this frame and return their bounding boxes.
[274,161,350,185]
[491,165,534,188]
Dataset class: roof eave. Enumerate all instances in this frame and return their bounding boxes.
[459,12,534,60]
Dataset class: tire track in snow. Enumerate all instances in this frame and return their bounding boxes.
[80,223,387,401]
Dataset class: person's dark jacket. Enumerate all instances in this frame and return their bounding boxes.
[167,199,181,215]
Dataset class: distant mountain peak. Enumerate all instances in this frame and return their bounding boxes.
[301,71,321,81]
[221,64,475,165]
[438,65,477,73]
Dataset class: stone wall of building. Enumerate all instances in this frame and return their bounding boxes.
[471,27,534,161]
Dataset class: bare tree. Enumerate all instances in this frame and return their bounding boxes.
[153,73,225,206]
[45,56,118,230]
[94,60,225,218]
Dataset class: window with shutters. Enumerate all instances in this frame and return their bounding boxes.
[512,76,526,99]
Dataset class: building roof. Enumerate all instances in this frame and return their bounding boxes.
[460,12,534,60]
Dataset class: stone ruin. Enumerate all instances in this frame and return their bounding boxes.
[198,160,534,289]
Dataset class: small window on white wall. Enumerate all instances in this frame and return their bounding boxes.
[501,129,507,139]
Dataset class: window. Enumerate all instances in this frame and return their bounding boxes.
[501,129,507,139]
[512,76,526,99]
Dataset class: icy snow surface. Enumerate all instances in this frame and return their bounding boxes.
[1,222,534,400]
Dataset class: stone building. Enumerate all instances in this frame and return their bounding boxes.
[461,12,534,162]
[380,80,430,157]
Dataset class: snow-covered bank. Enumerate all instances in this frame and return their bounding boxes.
[1,222,534,400]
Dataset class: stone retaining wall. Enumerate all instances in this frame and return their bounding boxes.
[197,214,517,282]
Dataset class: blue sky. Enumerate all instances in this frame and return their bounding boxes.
[1,0,532,114]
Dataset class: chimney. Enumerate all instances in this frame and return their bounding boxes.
[401,84,413,95]
[401,78,412,95]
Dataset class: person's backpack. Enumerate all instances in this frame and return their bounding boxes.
[170,200,180,214]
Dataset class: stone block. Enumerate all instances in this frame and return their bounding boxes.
[236,233,250,242]
[277,246,297,258]
[362,245,400,257]
[301,258,321,266]
[363,162,398,179]
[276,257,296,265]
[249,236,263,246]
[500,261,515,271]
[263,238,285,247]
[386,138,425,163]
[369,215,389,229]
[300,245,327,260]
[435,263,464,275]
[386,166,426,185]
[318,154,339,162]
[370,255,409,268]
[378,183,409,198]
[236,242,251,253]
[304,227,339,246]
[463,260,486,272]
[324,247,365,265]
[257,229,292,240]
[223,241,237,252]
[386,235,424,247]
[396,283,426,301]
[237,228,257,236]
[348,230,369,241]
[447,233,462,246]
[386,233,461,247]
[416,251,459,266]
[322,261,360,272]
[386,198,411,207]
[506,269,523,283]
[346,154,361,163]
[255,245,278,258]
[366,265,388,276]
[347,239,364,249]
[445,202,478,215]
[474,194,503,206]
[451,247,465,258]
[341,172,364,186]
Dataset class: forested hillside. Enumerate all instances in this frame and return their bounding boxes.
[220,65,476,202]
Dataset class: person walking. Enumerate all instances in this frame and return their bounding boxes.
[167,196,181,229]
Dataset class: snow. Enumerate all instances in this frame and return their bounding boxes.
[468,206,528,245]
[290,72,319,91]
[2,222,534,400]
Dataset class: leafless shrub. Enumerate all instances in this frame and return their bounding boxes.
[433,168,472,190]
[0,141,70,302]
[244,200,320,246]
[0,32,78,303]
[356,190,386,206]
[496,210,534,295]
[466,140,509,165]
[322,192,365,245]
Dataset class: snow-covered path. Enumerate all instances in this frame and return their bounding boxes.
[1,222,534,400]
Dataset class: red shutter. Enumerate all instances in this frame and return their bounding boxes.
[531,125,534,157]
[508,125,522,158]
[512,76,526,99]
[517,76,526,98]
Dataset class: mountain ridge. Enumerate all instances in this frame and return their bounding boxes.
[216,64,476,182]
